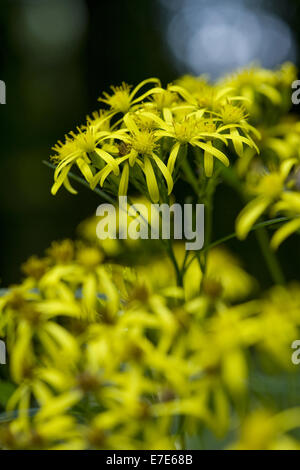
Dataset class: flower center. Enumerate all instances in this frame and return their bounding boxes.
[131,130,157,154]
[221,104,246,124]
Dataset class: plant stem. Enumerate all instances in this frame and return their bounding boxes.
[180,154,220,290]
[181,158,200,195]
[180,250,190,279]
[255,226,285,285]
[201,181,215,278]
[199,169,221,288]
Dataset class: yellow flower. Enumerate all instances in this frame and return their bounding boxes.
[270,191,300,249]
[85,109,111,132]
[221,65,281,106]
[46,239,75,264]
[177,245,255,302]
[50,123,127,195]
[220,63,297,124]
[92,113,173,202]
[98,78,161,115]
[236,158,297,239]
[6,64,299,451]
[21,256,50,281]
[140,111,230,177]
[169,79,245,112]
[230,408,300,450]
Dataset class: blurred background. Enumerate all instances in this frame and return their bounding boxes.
[0,0,299,286]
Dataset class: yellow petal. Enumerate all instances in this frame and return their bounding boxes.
[51,166,71,195]
[118,162,130,196]
[152,153,173,194]
[130,77,161,100]
[63,176,78,194]
[36,390,82,421]
[258,83,282,104]
[167,142,181,174]
[236,196,271,239]
[204,141,214,177]
[95,148,119,175]
[82,273,97,313]
[195,141,229,167]
[271,218,300,250]
[143,156,160,203]
[230,127,243,157]
[76,157,94,183]
[222,349,247,396]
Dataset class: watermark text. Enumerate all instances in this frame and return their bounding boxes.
[96,197,204,250]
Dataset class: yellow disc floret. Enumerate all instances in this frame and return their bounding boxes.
[99,82,132,114]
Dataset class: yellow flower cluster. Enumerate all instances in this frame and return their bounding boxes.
[214,63,300,249]
[1,63,300,451]
[219,62,297,121]
[49,64,300,249]
[0,234,300,450]
[50,77,258,202]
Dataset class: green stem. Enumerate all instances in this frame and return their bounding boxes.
[180,147,200,195]
[180,154,220,290]
[200,170,221,288]
[179,153,203,277]
[201,181,215,278]
[180,250,190,278]
[255,227,285,285]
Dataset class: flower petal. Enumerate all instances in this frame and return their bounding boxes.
[95,148,119,176]
[167,142,181,174]
[144,156,159,202]
[118,162,130,196]
[152,153,173,194]
[271,218,300,250]
[236,196,271,240]
[195,142,229,167]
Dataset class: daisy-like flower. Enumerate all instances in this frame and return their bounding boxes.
[230,408,300,450]
[219,63,297,122]
[180,246,255,302]
[98,78,162,116]
[85,109,111,132]
[220,66,282,106]
[260,118,300,162]
[140,109,257,178]
[236,158,297,239]
[51,123,127,195]
[139,111,226,177]
[214,103,260,158]
[149,87,179,113]
[49,75,262,200]
[270,191,300,249]
[236,117,300,178]
[168,80,249,113]
[92,113,173,202]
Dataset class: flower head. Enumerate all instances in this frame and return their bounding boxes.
[99,82,133,114]
[236,159,297,239]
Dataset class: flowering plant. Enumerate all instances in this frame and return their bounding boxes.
[0,63,300,450]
